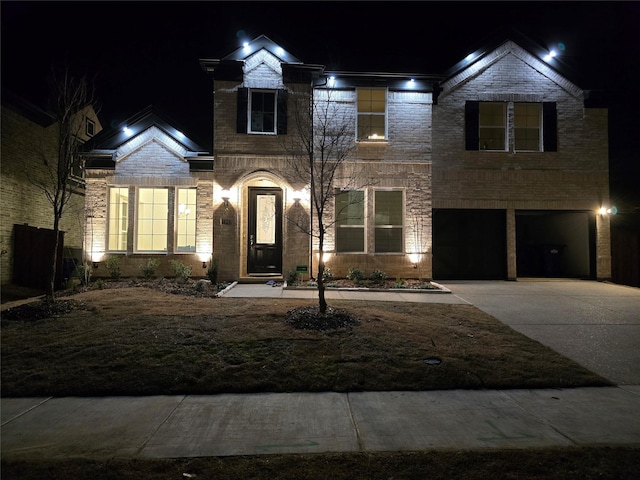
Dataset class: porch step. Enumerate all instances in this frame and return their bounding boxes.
[238,275,284,284]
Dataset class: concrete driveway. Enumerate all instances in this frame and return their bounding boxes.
[440,280,640,385]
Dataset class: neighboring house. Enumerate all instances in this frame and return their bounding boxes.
[84,33,612,283]
[0,90,102,288]
[83,106,214,278]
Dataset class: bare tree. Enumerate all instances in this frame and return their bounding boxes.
[283,85,369,314]
[30,67,98,301]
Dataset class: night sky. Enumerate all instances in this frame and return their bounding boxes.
[3,1,639,215]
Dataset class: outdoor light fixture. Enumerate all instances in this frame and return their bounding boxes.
[123,126,133,136]
[543,50,557,62]
[327,76,336,87]
[221,189,231,207]
[92,261,99,269]
[202,261,207,269]
[599,206,618,216]
[408,253,421,268]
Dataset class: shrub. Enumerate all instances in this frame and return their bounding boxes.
[206,257,218,284]
[169,260,192,284]
[347,267,365,285]
[105,256,121,280]
[140,259,160,279]
[285,269,300,285]
[369,269,387,285]
[321,266,334,282]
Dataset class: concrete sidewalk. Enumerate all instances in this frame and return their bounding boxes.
[2,386,639,460]
[220,282,468,304]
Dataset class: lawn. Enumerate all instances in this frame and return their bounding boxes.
[2,282,632,479]
[1,283,611,397]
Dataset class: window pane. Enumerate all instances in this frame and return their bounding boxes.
[137,188,168,252]
[336,227,364,252]
[479,103,506,151]
[108,187,128,251]
[176,188,196,252]
[336,191,364,252]
[375,191,403,225]
[514,103,541,151]
[375,228,403,253]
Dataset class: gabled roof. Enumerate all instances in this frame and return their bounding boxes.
[442,27,587,89]
[83,105,208,154]
[221,34,302,64]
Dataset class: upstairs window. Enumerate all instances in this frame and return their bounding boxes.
[466,101,557,152]
[479,102,506,151]
[357,88,387,141]
[514,103,541,151]
[86,118,95,137]
[374,190,403,253]
[250,90,276,133]
[237,88,287,135]
[335,190,365,252]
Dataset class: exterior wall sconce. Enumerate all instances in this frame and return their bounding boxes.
[92,261,99,269]
[202,261,207,269]
[408,253,421,268]
[598,206,617,216]
[221,189,231,208]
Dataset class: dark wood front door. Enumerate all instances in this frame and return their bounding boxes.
[247,187,282,274]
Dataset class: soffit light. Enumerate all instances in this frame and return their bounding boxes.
[543,50,557,62]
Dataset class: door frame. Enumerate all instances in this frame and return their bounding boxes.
[246,186,283,275]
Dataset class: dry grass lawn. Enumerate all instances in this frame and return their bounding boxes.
[1,284,610,397]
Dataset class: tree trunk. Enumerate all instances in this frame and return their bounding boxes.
[46,217,60,302]
[317,257,327,314]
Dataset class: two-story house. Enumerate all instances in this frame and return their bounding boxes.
[83,33,611,283]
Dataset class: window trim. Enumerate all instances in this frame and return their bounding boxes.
[356,87,388,142]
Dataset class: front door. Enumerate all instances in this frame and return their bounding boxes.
[247,187,282,274]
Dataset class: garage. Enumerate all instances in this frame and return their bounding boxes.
[433,209,507,280]
[516,211,595,279]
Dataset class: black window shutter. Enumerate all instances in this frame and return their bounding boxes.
[277,89,287,135]
[543,102,557,152]
[237,88,248,133]
[465,101,479,150]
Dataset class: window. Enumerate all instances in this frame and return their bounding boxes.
[357,88,387,141]
[374,190,403,253]
[176,188,196,252]
[335,191,365,252]
[466,101,557,152]
[86,118,95,137]
[249,90,276,133]
[479,102,506,151]
[514,103,541,151]
[237,88,287,135]
[108,187,129,251]
[137,188,168,252]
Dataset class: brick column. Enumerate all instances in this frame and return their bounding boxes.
[506,209,517,280]
[596,213,612,280]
